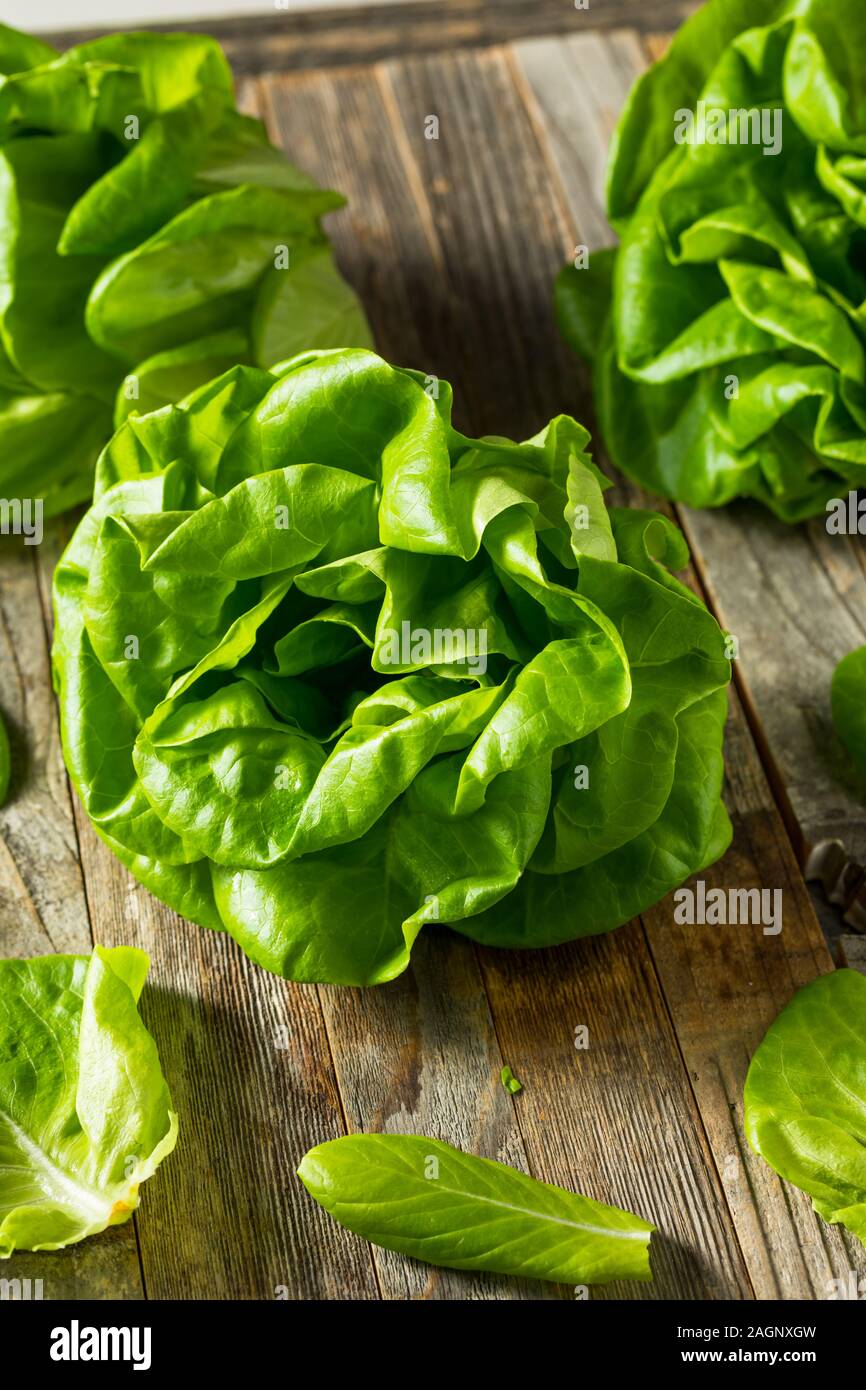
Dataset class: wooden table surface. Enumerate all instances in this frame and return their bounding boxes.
[3,0,865,1301]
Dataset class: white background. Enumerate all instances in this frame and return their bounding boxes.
[2,0,408,33]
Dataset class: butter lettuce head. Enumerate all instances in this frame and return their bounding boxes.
[745,969,866,1245]
[556,0,866,521]
[52,347,732,987]
[0,946,177,1256]
[0,23,371,516]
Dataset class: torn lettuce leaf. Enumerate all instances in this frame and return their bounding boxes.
[744,968,866,1246]
[0,946,177,1256]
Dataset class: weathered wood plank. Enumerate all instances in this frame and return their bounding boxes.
[0,529,90,958]
[642,698,866,1298]
[477,933,752,1300]
[43,0,700,75]
[681,507,866,891]
[512,25,866,1296]
[512,30,645,252]
[839,934,866,974]
[317,935,555,1300]
[256,64,453,380]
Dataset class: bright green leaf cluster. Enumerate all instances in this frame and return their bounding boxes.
[52,348,732,986]
[556,0,866,521]
[745,968,866,1246]
[0,946,177,1256]
[0,23,372,516]
[298,1133,654,1284]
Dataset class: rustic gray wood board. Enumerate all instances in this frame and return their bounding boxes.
[1,13,863,1302]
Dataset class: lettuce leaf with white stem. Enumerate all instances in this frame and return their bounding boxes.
[0,946,177,1256]
[298,1134,654,1285]
[556,0,866,520]
[0,22,371,516]
[744,969,866,1245]
[52,347,732,987]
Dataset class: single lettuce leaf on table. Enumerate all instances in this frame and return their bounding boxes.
[500,1065,522,1095]
[744,968,866,1245]
[556,0,866,521]
[52,346,732,988]
[0,22,372,516]
[0,946,177,1256]
[298,1133,654,1285]
[831,645,866,784]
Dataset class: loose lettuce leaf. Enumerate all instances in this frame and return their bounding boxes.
[52,348,732,987]
[831,645,866,783]
[0,946,177,1256]
[557,0,866,520]
[500,1065,522,1094]
[0,23,372,516]
[298,1134,654,1285]
[744,969,866,1245]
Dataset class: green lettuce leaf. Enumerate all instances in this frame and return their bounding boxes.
[0,946,177,1256]
[557,0,866,520]
[52,348,732,987]
[831,645,866,783]
[744,969,866,1245]
[298,1133,654,1285]
[0,24,372,517]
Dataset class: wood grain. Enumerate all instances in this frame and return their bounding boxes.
[477,934,752,1300]
[0,529,89,958]
[681,507,866,893]
[317,935,554,1300]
